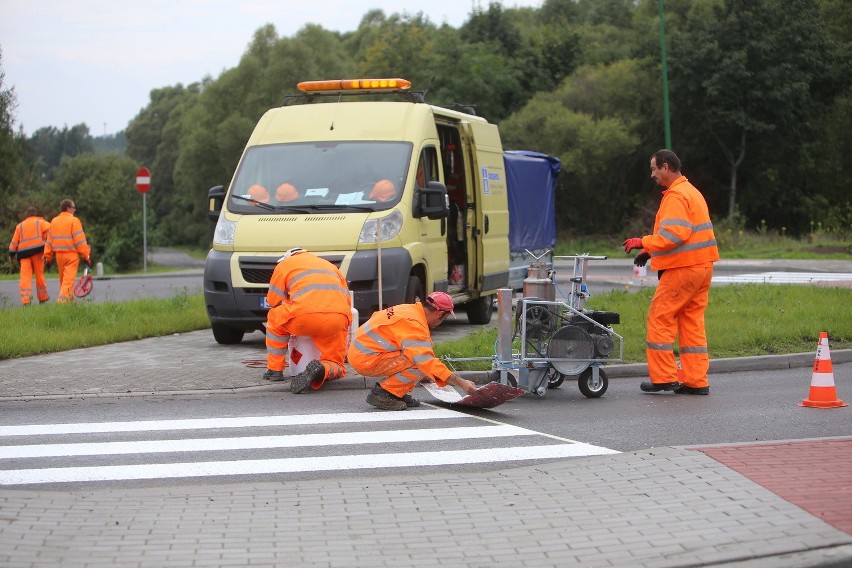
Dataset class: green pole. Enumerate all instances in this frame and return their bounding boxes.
[659,0,672,149]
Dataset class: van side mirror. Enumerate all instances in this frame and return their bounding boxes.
[207,185,226,222]
[414,181,449,220]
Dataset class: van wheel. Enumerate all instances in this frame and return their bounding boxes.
[404,274,424,305]
[466,295,494,324]
[212,324,245,345]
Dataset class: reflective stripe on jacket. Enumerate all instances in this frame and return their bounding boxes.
[8,216,50,260]
[348,302,453,383]
[265,252,352,322]
[642,176,720,271]
[45,212,89,258]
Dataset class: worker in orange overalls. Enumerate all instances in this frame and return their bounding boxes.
[8,206,51,305]
[348,291,478,411]
[44,199,91,304]
[623,149,720,395]
[263,248,353,394]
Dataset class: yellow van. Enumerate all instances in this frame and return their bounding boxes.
[204,78,514,344]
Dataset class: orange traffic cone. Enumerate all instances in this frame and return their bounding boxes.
[800,332,847,408]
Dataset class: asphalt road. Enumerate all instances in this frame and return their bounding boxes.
[2,360,849,487]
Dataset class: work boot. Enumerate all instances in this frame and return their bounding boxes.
[39,297,49,304]
[291,360,324,394]
[674,385,709,395]
[262,369,285,381]
[366,389,407,411]
[401,393,421,408]
[640,381,680,393]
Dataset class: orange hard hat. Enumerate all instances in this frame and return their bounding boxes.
[369,179,396,202]
[247,184,269,203]
[275,183,298,202]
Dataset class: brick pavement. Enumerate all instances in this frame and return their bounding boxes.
[695,438,852,536]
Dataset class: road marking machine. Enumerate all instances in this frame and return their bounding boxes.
[446,253,623,398]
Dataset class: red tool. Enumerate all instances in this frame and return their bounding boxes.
[73,266,94,298]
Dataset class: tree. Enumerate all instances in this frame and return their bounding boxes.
[668,0,839,221]
[47,153,145,271]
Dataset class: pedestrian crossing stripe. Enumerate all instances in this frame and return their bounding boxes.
[0,445,618,485]
[0,408,620,485]
[0,409,466,437]
[2,424,539,459]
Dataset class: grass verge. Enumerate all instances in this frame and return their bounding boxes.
[0,291,209,359]
[436,284,852,370]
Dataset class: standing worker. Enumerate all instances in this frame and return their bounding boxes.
[8,206,51,305]
[44,199,91,304]
[348,291,478,411]
[263,248,353,394]
[623,149,719,395]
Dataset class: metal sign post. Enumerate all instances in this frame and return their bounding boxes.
[135,167,151,272]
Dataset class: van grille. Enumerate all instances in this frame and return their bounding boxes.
[238,255,344,285]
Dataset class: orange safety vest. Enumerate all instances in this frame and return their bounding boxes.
[643,176,719,271]
[45,211,90,260]
[348,302,453,383]
[266,252,352,321]
[9,216,50,259]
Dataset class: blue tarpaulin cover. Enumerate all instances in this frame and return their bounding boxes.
[504,151,561,252]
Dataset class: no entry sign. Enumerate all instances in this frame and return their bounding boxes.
[135,167,151,193]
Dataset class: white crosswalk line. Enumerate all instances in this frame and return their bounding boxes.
[0,424,536,459]
[0,408,464,437]
[0,444,619,485]
[0,408,620,485]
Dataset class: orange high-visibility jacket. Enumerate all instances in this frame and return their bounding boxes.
[266,252,352,321]
[8,216,50,260]
[349,302,453,384]
[642,176,719,271]
[44,211,90,261]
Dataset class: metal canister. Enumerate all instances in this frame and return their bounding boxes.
[523,263,555,301]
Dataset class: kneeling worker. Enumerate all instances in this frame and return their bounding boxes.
[264,248,353,393]
[348,291,478,411]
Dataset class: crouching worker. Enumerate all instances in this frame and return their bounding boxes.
[264,248,353,394]
[348,291,478,411]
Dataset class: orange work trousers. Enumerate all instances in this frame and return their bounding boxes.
[347,351,427,398]
[265,309,349,389]
[18,255,49,304]
[646,265,713,389]
[55,252,80,304]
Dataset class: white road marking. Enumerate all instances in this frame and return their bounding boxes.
[0,444,619,485]
[0,409,465,437]
[713,272,852,284]
[0,425,537,459]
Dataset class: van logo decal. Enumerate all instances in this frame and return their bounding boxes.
[305,216,346,221]
[481,166,501,195]
[259,217,297,222]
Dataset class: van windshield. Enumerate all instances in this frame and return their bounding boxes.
[228,141,412,213]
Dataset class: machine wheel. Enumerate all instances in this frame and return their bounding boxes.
[212,324,245,345]
[486,369,517,388]
[577,367,608,398]
[404,274,424,305]
[546,368,566,389]
[465,295,494,324]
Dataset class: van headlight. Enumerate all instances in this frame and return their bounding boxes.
[213,216,237,245]
[359,210,403,244]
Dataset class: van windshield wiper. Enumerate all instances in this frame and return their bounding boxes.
[306,204,376,212]
[232,194,276,210]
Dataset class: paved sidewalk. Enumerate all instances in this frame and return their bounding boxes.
[1,332,851,567]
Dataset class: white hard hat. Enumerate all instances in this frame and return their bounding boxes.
[277,247,306,263]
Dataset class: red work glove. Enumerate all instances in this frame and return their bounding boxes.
[634,250,650,267]
[623,237,643,253]
[84,257,92,268]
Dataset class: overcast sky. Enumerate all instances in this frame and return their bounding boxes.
[1,0,543,137]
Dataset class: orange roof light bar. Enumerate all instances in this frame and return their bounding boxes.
[297,78,412,93]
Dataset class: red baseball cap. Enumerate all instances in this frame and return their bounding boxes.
[426,291,455,317]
